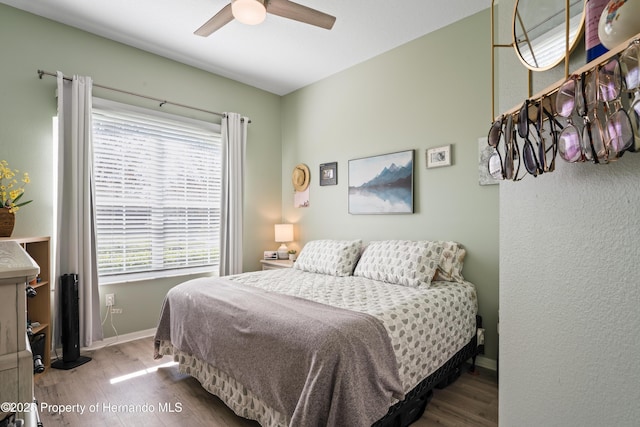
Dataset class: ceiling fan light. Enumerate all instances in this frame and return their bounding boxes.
[232,0,266,25]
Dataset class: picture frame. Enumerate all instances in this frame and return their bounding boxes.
[478,137,499,185]
[319,162,337,186]
[348,150,414,214]
[426,144,452,168]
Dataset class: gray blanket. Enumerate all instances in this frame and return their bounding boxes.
[154,276,404,427]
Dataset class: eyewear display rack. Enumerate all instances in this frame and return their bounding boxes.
[497,31,640,121]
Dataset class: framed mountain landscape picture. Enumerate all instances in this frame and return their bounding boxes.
[348,150,414,214]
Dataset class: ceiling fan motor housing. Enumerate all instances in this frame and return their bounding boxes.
[232,0,266,25]
[195,0,336,37]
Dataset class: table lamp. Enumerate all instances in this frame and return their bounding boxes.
[274,224,294,259]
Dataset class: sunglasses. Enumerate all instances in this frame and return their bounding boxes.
[597,57,634,159]
[518,99,543,177]
[621,39,640,152]
[517,97,559,176]
[576,71,607,164]
[487,113,522,181]
[536,96,559,173]
[487,115,505,180]
[555,75,585,163]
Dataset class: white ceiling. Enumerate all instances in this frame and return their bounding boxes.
[2,0,489,95]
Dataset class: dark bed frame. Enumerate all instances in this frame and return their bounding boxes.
[373,315,482,427]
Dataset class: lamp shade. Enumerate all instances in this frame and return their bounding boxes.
[274,224,294,243]
[231,0,266,25]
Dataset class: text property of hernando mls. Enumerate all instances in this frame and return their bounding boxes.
[0,401,183,415]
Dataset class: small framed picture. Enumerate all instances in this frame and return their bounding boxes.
[319,162,338,186]
[426,145,452,168]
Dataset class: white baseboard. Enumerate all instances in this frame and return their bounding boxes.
[52,328,157,358]
[83,328,157,351]
[475,355,497,371]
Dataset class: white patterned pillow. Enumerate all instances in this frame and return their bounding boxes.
[435,241,466,282]
[293,240,363,276]
[353,240,442,287]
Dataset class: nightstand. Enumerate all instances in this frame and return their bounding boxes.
[260,259,294,270]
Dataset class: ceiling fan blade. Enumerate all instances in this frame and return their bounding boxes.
[267,0,336,30]
[194,3,234,37]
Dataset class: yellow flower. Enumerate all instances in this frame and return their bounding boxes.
[0,160,32,212]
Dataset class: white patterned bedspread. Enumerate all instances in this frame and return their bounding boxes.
[227,268,477,392]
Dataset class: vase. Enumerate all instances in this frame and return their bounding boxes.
[0,207,15,237]
[598,0,640,50]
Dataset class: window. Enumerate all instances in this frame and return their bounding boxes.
[92,99,221,284]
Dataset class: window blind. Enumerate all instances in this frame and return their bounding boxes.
[92,100,221,282]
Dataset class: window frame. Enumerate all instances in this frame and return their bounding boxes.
[92,98,222,285]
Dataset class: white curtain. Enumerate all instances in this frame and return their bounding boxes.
[56,72,103,347]
[219,112,248,276]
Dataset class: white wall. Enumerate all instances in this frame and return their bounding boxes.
[497,1,640,425]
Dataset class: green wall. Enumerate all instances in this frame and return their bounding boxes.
[0,4,282,337]
[281,9,499,361]
[1,4,499,363]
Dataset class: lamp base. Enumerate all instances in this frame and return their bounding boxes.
[277,243,289,260]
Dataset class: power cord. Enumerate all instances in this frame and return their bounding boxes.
[88,304,119,351]
[52,304,121,360]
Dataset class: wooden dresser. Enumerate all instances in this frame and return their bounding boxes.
[0,240,39,426]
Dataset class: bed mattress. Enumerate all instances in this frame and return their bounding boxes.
[156,268,477,426]
[227,269,477,392]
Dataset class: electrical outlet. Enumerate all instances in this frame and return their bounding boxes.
[105,293,115,307]
[110,308,123,314]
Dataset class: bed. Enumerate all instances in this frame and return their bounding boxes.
[154,239,478,427]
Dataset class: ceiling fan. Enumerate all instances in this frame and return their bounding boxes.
[194,0,336,36]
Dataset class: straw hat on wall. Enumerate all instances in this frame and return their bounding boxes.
[292,163,310,192]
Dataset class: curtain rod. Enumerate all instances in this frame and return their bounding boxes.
[37,69,250,123]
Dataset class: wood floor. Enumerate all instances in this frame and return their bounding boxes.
[34,337,498,426]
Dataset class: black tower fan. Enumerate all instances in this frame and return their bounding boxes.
[52,273,92,369]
